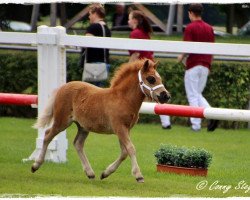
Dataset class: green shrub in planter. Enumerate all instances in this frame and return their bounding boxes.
[154,144,212,169]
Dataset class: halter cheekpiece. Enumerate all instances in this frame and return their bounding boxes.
[138,70,165,100]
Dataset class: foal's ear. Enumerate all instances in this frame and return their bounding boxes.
[153,61,159,69]
[142,60,150,72]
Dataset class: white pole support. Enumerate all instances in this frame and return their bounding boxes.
[24,26,68,163]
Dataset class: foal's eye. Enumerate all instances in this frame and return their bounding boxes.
[146,76,156,84]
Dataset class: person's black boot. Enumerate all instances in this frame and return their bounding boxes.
[162,125,172,130]
[207,120,219,132]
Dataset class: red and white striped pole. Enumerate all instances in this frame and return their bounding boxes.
[0,93,37,106]
[140,102,250,122]
[1,94,250,122]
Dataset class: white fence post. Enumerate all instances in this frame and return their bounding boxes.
[24,25,68,163]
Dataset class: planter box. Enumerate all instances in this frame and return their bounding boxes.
[156,164,208,177]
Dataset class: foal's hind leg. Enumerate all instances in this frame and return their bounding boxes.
[100,140,128,180]
[31,125,63,172]
[31,118,72,173]
[73,124,95,179]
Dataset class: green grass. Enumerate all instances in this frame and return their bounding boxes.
[0,117,250,197]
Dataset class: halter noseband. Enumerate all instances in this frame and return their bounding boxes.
[138,69,165,100]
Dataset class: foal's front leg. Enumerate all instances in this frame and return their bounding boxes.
[100,140,128,180]
[125,139,144,183]
[73,125,95,179]
[116,126,144,183]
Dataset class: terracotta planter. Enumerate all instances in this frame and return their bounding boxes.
[156,164,208,177]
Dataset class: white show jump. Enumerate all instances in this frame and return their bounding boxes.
[1,94,249,122]
[140,102,250,122]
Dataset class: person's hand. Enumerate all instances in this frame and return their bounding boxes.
[177,54,184,63]
[129,52,140,62]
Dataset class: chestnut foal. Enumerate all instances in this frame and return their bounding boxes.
[32,59,170,183]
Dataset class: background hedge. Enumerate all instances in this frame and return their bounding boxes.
[0,50,249,128]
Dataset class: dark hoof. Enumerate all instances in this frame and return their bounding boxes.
[100,173,108,180]
[31,166,37,173]
[136,177,144,183]
[88,175,95,179]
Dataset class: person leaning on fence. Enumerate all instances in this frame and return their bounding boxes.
[128,10,172,130]
[177,3,219,132]
[80,3,111,87]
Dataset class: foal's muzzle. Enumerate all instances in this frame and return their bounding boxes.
[157,91,171,104]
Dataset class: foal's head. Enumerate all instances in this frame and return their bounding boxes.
[139,59,171,104]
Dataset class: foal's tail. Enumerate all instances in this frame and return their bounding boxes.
[33,89,58,129]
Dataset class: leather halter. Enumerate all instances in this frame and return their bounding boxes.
[138,69,165,100]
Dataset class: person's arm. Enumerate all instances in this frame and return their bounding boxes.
[211,27,215,62]
[85,23,99,37]
[177,54,186,63]
[128,30,141,62]
[129,52,140,62]
[177,25,191,64]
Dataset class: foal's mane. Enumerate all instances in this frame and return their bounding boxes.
[110,59,145,88]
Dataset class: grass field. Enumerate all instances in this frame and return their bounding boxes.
[0,117,250,197]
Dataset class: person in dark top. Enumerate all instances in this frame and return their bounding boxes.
[80,3,111,86]
[177,3,218,132]
[85,3,111,64]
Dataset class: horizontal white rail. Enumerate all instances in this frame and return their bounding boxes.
[61,35,250,56]
[0,32,36,45]
[1,31,250,57]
